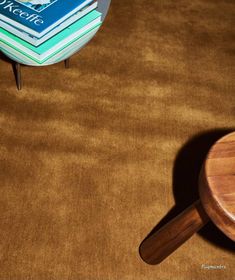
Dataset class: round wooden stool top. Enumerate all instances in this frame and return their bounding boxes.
[199,131,235,241]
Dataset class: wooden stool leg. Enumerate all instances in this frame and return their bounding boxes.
[16,63,22,90]
[64,58,70,69]
[139,200,209,265]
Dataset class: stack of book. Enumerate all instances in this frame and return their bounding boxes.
[0,0,102,65]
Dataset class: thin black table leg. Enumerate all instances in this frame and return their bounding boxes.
[65,58,70,69]
[16,63,22,90]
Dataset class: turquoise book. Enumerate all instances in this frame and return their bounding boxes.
[0,10,101,63]
[0,0,93,38]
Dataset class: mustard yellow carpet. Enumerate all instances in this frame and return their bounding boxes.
[0,0,234,279]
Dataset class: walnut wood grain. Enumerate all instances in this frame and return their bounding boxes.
[139,200,209,264]
[199,132,235,241]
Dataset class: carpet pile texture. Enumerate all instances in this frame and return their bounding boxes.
[0,0,234,279]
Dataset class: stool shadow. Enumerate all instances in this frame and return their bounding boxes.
[140,128,235,255]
